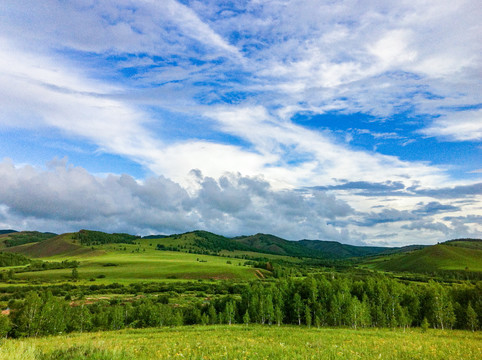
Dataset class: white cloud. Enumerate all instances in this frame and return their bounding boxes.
[421,109,482,141]
[0,1,481,245]
[0,160,354,240]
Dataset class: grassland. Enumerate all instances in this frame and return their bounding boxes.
[362,242,482,273]
[9,241,263,285]
[0,325,480,360]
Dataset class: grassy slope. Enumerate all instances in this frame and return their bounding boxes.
[10,239,262,284]
[2,233,94,258]
[366,241,482,273]
[155,231,406,260]
[299,239,389,258]
[0,231,56,250]
[1,326,480,360]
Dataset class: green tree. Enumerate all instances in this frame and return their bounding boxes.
[466,302,478,331]
[69,304,92,333]
[16,291,42,336]
[304,304,312,328]
[0,315,11,338]
[40,293,68,335]
[243,310,250,326]
[208,303,217,325]
[109,305,125,330]
[274,305,283,326]
[71,267,79,280]
[224,301,235,325]
[421,317,429,332]
[293,293,303,326]
[201,312,209,325]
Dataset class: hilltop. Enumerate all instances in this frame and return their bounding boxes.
[365,238,482,274]
[0,229,432,260]
[149,230,416,260]
[2,229,480,280]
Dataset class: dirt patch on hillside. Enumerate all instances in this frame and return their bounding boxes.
[4,236,81,257]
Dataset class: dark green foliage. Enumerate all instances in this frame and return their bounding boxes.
[192,231,252,252]
[0,230,17,235]
[2,275,481,338]
[0,314,11,337]
[0,251,31,266]
[72,268,79,280]
[421,317,429,332]
[73,230,140,246]
[299,240,427,258]
[466,302,478,331]
[142,235,168,239]
[25,260,79,272]
[4,231,57,247]
[233,233,325,258]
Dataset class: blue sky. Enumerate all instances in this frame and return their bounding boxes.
[0,0,480,245]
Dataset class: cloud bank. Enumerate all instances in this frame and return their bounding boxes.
[0,160,480,246]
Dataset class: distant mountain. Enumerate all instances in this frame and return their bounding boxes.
[1,228,431,261]
[298,239,389,258]
[232,233,326,258]
[0,229,17,235]
[368,239,482,273]
[142,234,168,239]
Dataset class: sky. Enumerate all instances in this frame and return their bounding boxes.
[0,0,481,246]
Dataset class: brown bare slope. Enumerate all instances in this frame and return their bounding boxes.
[3,233,92,258]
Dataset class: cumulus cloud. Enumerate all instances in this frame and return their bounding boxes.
[0,160,355,240]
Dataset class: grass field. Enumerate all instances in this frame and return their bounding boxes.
[9,243,262,285]
[0,325,480,360]
[362,243,482,273]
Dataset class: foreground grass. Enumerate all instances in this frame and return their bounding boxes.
[0,325,480,360]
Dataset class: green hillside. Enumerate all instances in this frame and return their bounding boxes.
[0,231,57,249]
[3,233,95,258]
[367,239,482,273]
[231,233,326,258]
[2,229,412,261]
[1,231,265,283]
[298,239,403,258]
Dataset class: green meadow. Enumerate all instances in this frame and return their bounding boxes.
[13,246,261,284]
[363,243,482,273]
[1,326,480,360]
[0,231,480,360]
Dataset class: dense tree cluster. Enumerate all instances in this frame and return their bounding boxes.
[73,230,140,246]
[0,252,31,267]
[4,232,57,248]
[216,276,480,330]
[1,275,479,338]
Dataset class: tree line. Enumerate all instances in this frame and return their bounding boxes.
[0,275,480,338]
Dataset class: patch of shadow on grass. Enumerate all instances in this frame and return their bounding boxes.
[39,345,132,360]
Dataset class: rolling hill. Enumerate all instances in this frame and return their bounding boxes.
[0,230,57,249]
[366,239,482,273]
[1,229,422,260]
[2,232,98,258]
[151,231,419,260]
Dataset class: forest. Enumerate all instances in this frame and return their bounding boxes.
[2,273,480,338]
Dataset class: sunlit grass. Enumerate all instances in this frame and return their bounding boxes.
[1,325,480,360]
[11,246,260,284]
